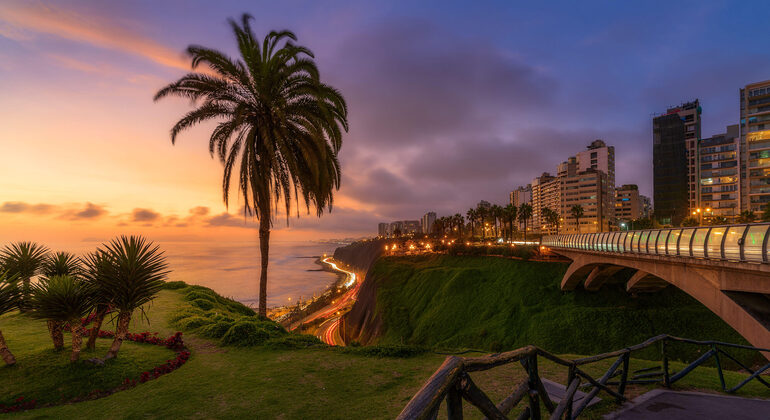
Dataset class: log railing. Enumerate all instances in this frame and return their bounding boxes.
[396,334,770,420]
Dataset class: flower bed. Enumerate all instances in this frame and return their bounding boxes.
[1,330,189,413]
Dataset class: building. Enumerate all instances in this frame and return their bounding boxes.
[576,139,616,204]
[615,184,642,222]
[561,168,612,233]
[640,195,652,218]
[510,185,531,207]
[531,172,560,233]
[698,125,740,221]
[378,223,390,237]
[477,200,492,210]
[653,100,701,226]
[421,212,436,235]
[740,80,770,214]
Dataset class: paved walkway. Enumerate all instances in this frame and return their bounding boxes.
[606,389,770,419]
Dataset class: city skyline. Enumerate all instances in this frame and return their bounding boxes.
[2,1,770,243]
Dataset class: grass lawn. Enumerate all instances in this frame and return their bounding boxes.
[2,286,768,419]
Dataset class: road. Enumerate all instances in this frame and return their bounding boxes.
[316,316,343,346]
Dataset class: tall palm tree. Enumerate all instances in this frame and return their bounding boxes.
[155,15,348,317]
[81,250,113,350]
[453,214,464,238]
[41,251,84,350]
[518,203,533,242]
[504,204,518,241]
[0,271,20,365]
[570,204,585,233]
[477,205,488,240]
[29,275,93,362]
[0,242,49,312]
[542,207,560,235]
[99,236,168,359]
[466,208,476,239]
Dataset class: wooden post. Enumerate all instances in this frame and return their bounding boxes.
[662,339,670,388]
[528,389,541,420]
[566,365,576,420]
[618,352,630,401]
[713,344,726,391]
[447,383,463,420]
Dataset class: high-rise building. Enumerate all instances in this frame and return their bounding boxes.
[653,100,701,226]
[531,172,560,233]
[740,80,770,214]
[561,168,612,233]
[615,184,646,223]
[421,212,436,235]
[510,185,531,207]
[378,223,390,238]
[577,139,616,203]
[640,195,652,218]
[698,125,740,221]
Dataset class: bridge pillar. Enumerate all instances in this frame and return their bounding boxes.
[626,270,668,293]
[584,265,625,291]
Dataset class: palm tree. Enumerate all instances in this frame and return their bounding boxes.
[155,15,348,317]
[0,242,49,312]
[99,236,168,360]
[763,204,770,222]
[709,215,729,226]
[0,271,20,365]
[570,205,585,233]
[504,204,518,241]
[543,207,560,234]
[29,275,93,362]
[81,250,113,350]
[41,251,84,350]
[477,205,488,240]
[466,208,476,239]
[737,210,756,224]
[518,203,533,242]
[453,214,464,238]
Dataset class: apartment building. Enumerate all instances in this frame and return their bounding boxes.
[699,125,740,221]
[741,80,770,214]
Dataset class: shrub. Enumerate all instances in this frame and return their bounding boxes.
[198,321,235,339]
[178,316,212,330]
[341,344,427,358]
[221,321,271,346]
[190,298,215,311]
[162,281,188,290]
[185,291,217,302]
[264,334,324,349]
[169,309,205,324]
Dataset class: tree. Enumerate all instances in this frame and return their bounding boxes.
[41,251,85,350]
[542,207,560,235]
[466,208,476,239]
[518,203,533,242]
[504,204,518,241]
[155,15,347,317]
[81,250,114,350]
[570,205,584,233]
[98,236,168,360]
[737,210,756,224]
[29,275,93,362]
[708,215,728,226]
[0,242,49,312]
[763,204,770,222]
[477,205,488,240]
[490,204,503,238]
[0,271,20,365]
[681,216,699,227]
[453,214,464,238]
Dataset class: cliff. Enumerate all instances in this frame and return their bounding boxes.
[333,239,385,345]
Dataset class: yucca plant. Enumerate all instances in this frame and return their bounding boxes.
[40,251,84,350]
[29,275,93,362]
[81,250,114,350]
[0,242,49,312]
[99,236,168,360]
[0,271,21,365]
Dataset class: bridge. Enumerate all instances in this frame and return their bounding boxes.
[541,223,770,352]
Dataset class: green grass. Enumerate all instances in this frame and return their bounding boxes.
[1,281,767,419]
[370,254,757,363]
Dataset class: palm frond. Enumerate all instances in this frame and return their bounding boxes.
[41,252,83,278]
[0,242,49,280]
[29,275,94,323]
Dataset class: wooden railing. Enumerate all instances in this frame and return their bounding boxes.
[396,334,770,420]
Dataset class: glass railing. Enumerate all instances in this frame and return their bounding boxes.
[541,223,770,263]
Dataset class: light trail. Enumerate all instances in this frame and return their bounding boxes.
[318,317,341,346]
[323,257,356,287]
[291,257,361,331]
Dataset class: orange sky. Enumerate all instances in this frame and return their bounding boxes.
[0,2,374,245]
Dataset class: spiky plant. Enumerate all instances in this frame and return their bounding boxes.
[0,242,49,311]
[40,251,84,349]
[154,14,348,317]
[98,236,168,359]
[0,271,20,365]
[81,250,114,350]
[29,275,94,362]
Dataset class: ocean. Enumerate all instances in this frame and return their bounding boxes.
[43,240,343,308]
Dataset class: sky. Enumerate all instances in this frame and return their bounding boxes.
[1,0,770,244]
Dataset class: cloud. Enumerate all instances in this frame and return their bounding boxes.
[0,2,189,71]
[207,212,257,228]
[132,208,161,222]
[0,201,56,214]
[189,206,210,216]
[63,202,107,220]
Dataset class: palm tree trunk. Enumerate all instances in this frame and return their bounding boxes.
[19,278,31,312]
[258,218,270,318]
[87,306,108,350]
[0,330,16,365]
[70,323,85,362]
[105,310,131,359]
[47,320,64,351]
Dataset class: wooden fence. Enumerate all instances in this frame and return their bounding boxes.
[396,334,770,420]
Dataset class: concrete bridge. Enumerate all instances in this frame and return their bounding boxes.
[542,223,770,352]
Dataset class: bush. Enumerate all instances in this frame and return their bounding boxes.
[264,334,324,350]
[198,321,235,339]
[169,309,206,324]
[221,321,271,346]
[163,281,188,290]
[178,316,212,330]
[341,344,427,358]
[185,290,217,302]
[190,298,215,311]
